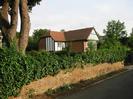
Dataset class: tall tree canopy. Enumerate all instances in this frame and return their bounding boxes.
[0,0,42,54]
[28,0,42,10]
[103,20,127,41]
[100,20,127,49]
[27,29,49,51]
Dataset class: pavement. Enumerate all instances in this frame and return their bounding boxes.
[56,65,133,99]
[124,65,133,70]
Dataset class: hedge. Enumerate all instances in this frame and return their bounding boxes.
[0,48,38,98]
[0,47,127,98]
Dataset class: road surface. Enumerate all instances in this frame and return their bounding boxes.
[56,70,133,99]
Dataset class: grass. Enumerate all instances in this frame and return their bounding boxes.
[46,84,73,95]
[27,89,36,99]
[45,69,126,97]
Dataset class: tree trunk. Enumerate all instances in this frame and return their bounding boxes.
[0,0,9,46]
[8,0,19,42]
[0,0,19,46]
[19,0,31,54]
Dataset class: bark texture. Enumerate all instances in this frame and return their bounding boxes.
[19,0,31,54]
[8,0,19,42]
[0,0,19,46]
[0,0,9,45]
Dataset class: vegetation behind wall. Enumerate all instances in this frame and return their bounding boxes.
[0,45,128,98]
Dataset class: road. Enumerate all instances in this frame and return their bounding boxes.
[56,70,133,99]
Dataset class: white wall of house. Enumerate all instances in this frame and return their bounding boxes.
[45,37,66,51]
[88,30,99,41]
[87,30,99,50]
[45,37,55,51]
[55,42,66,51]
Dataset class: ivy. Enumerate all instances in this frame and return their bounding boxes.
[0,46,127,98]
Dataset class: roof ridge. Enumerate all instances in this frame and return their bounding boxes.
[50,31,64,33]
[65,27,94,33]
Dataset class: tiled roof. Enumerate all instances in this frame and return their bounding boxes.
[50,31,65,42]
[41,27,95,42]
[64,27,94,41]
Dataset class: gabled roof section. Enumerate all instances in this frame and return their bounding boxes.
[64,27,94,41]
[41,27,98,42]
[50,31,65,42]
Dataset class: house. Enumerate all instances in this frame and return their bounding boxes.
[38,27,99,52]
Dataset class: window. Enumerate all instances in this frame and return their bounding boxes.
[57,42,65,48]
[57,42,62,47]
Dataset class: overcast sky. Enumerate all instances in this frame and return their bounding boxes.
[27,0,133,35]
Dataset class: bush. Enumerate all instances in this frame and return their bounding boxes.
[124,50,133,65]
[28,51,60,77]
[0,48,37,98]
[0,47,127,98]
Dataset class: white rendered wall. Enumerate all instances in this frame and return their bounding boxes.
[55,42,65,51]
[88,30,99,41]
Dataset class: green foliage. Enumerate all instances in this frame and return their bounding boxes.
[83,48,125,65]
[7,0,42,11]
[124,50,133,65]
[104,20,127,40]
[0,47,37,98]
[101,20,127,49]
[87,41,97,51]
[28,50,60,77]
[32,29,49,42]
[120,31,133,50]
[27,29,49,51]
[0,46,127,98]
[27,89,35,99]
[128,34,133,49]
[26,36,37,51]
[46,84,72,95]
[28,0,42,11]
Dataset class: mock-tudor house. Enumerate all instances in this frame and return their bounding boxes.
[38,27,99,52]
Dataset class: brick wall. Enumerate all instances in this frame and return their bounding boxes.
[38,38,46,50]
[38,39,88,53]
[83,41,88,52]
[69,41,84,53]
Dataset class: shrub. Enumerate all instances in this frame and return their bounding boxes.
[0,48,37,98]
[0,46,127,98]
[124,50,133,65]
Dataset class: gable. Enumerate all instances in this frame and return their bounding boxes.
[64,28,93,41]
[40,27,99,42]
[88,30,99,41]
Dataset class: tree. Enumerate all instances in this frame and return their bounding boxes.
[101,20,127,48]
[27,29,49,51]
[127,28,133,49]
[0,0,42,54]
[0,0,18,46]
[28,0,42,10]
[130,28,133,37]
[104,20,127,40]
[18,0,31,53]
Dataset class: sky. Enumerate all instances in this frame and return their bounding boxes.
[27,0,133,35]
